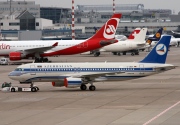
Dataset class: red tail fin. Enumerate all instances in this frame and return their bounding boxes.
[90,13,122,40]
[128,28,141,39]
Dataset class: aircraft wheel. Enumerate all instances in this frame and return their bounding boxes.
[141,49,145,51]
[89,85,96,91]
[43,58,48,62]
[123,52,126,55]
[35,58,40,63]
[112,52,117,55]
[31,87,37,92]
[135,52,139,55]
[80,84,87,91]
[11,88,15,92]
[39,57,43,62]
[117,52,121,56]
[94,52,100,57]
[131,53,135,56]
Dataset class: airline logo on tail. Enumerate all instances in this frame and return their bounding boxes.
[146,39,152,45]
[156,33,161,38]
[128,28,141,39]
[103,18,119,39]
[156,44,167,55]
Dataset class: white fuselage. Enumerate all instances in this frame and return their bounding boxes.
[9,62,174,83]
[148,35,180,47]
[0,40,84,56]
[100,40,145,52]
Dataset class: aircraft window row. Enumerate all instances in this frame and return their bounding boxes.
[15,45,45,47]
[44,65,73,68]
[35,68,135,71]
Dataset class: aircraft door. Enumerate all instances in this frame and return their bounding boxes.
[30,65,36,75]
[139,64,144,74]
[74,67,80,73]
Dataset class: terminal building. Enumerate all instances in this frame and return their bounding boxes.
[60,4,179,36]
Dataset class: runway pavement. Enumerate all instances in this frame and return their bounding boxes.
[0,47,180,125]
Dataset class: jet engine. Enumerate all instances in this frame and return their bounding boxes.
[9,52,22,61]
[64,78,82,88]
[52,81,64,87]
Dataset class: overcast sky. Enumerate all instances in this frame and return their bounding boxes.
[6,0,180,14]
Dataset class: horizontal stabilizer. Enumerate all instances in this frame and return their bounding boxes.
[52,42,58,47]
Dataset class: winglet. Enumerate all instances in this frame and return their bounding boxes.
[52,42,58,47]
[140,36,171,64]
[146,28,163,45]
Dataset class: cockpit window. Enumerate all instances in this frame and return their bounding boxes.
[15,68,23,71]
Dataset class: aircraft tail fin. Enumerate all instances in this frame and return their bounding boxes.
[90,13,122,40]
[133,28,147,42]
[93,27,99,34]
[128,28,141,39]
[146,28,163,45]
[140,36,171,64]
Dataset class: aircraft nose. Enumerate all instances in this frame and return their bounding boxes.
[8,71,21,80]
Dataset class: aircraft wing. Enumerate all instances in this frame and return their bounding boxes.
[69,71,125,79]
[154,66,177,72]
[137,43,146,47]
[18,42,58,53]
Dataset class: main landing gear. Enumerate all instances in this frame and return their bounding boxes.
[80,83,96,91]
[94,52,100,57]
[35,57,49,63]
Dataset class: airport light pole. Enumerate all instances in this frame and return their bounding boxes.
[0,19,2,40]
[113,0,115,13]
[72,0,75,40]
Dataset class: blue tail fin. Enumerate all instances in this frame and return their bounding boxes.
[152,27,163,40]
[93,27,99,33]
[146,28,163,45]
[140,36,171,64]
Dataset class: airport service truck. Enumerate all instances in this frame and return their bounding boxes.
[0,57,33,65]
[1,82,39,92]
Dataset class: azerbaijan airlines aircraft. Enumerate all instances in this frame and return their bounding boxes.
[9,36,176,91]
[0,13,121,62]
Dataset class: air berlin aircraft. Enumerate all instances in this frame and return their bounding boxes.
[0,13,122,62]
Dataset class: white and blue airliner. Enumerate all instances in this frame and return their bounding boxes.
[8,36,176,91]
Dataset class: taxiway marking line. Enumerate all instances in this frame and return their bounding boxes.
[143,100,180,125]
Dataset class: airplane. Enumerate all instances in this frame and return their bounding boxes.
[140,27,163,51]
[84,28,142,56]
[0,13,122,62]
[8,36,176,92]
[115,27,141,41]
[94,27,141,41]
[95,28,147,56]
[171,30,180,38]
[148,29,180,47]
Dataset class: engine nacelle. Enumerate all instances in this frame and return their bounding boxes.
[52,81,64,87]
[64,78,82,88]
[9,52,22,61]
